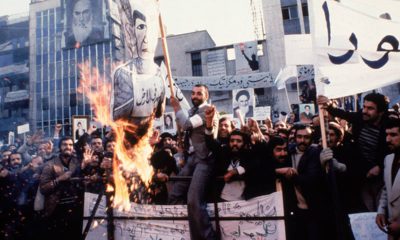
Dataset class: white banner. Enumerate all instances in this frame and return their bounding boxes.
[285,34,314,65]
[83,192,285,240]
[310,0,400,98]
[349,212,386,240]
[175,72,274,91]
[17,123,29,134]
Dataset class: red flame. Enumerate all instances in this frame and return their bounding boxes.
[78,62,154,211]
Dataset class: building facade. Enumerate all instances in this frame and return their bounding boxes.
[0,14,30,143]
[29,0,115,136]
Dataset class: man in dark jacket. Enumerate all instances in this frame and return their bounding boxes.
[40,137,83,239]
[284,124,332,240]
[318,92,389,211]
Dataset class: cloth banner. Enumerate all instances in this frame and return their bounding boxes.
[83,192,286,240]
[349,212,386,240]
[274,66,298,90]
[309,0,400,98]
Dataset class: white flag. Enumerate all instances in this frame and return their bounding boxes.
[309,0,400,98]
[274,66,298,90]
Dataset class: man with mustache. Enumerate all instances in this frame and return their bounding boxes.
[284,124,332,240]
[376,118,400,240]
[65,0,104,48]
[318,93,390,212]
[39,137,82,239]
[168,84,218,240]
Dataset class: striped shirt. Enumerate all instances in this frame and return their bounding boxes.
[358,125,380,167]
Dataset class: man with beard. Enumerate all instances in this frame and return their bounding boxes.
[168,84,218,240]
[376,118,400,240]
[284,124,332,240]
[65,0,104,48]
[39,137,82,239]
[318,93,390,212]
[216,116,235,147]
[205,125,252,201]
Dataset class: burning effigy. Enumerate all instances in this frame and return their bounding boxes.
[78,0,167,210]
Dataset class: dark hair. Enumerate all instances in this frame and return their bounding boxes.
[235,90,250,101]
[229,129,250,146]
[268,136,287,150]
[104,139,115,150]
[164,114,173,125]
[219,116,235,129]
[194,84,209,93]
[59,136,74,149]
[329,122,344,138]
[364,92,389,113]
[294,123,313,137]
[304,105,311,109]
[277,128,289,137]
[133,10,146,25]
[385,118,400,131]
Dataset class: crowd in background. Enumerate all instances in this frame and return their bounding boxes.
[1,88,400,240]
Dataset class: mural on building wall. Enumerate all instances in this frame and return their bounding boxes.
[234,41,259,74]
[62,0,109,48]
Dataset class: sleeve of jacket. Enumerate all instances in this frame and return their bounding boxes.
[377,184,388,216]
[292,150,324,189]
[17,142,33,163]
[326,105,359,124]
[175,109,206,131]
[40,162,57,195]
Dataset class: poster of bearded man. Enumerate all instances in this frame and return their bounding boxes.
[62,0,109,48]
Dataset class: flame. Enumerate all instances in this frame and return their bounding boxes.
[78,62,154,211]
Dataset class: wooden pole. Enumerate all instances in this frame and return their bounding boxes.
[284,86,293,113]
[158,10,175,98]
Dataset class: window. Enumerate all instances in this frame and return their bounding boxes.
[227,48,236,61]
[302,4,309,17]
[42,97,49,110]
[282,5,305,20]
[191,52,202,76]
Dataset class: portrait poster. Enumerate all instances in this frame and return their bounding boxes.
[299,104,315,124]
[163,112,176,134]
[72,115,89,142]
[153,118,163,133]
[62,0,109,48]
[234,41,259,75]
[232,88,255,119]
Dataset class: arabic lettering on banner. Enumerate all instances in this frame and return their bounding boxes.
[174,72,274,91]
[310,0,400,98]
[174,67,314,92]
[131,73,165,117]
[83,192,286,240]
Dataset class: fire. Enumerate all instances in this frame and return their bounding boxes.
[78,62,154,211]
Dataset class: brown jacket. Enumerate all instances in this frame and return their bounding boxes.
[39,155,81,217]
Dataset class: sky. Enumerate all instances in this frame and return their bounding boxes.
[0,0,256,46]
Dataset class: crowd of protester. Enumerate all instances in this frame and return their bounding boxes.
[1,87,400,240]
